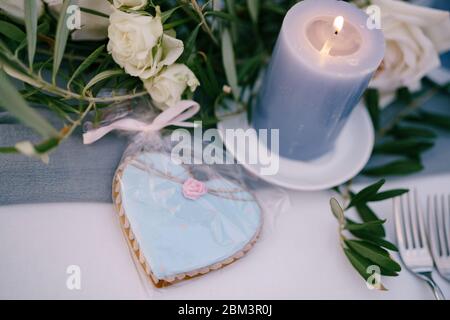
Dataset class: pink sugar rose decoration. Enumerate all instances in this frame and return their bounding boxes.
[182,178,208,200]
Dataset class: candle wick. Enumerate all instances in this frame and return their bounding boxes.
[319,39,333,56]
[334,31,338,35]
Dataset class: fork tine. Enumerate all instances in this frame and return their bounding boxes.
[428,196,440,259]
[446,195,450,254]
[415,190,427,249]
[394,196,406,251]
[437,195,448,256]
[402,193,414,249]
[409,190,422,248]
[440,195,450,256]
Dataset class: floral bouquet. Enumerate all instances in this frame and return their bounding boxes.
[1,0,450,289]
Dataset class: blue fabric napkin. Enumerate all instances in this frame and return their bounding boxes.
[0,111,127,205]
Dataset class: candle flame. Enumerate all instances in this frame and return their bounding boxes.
[333,16,344,34]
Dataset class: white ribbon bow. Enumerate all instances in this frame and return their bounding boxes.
[83,100,200,145]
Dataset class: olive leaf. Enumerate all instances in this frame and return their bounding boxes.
[221,28,240,99]
[396,87,413,104]
[82,70,124,96]
[369,189,409,201]
[348,230,398,252]
[347,179,385,208]
[0,70,58,139]
[343,248,388,290]
[24,0,38,69]
[330,198,345,224]
[354,203,385,237]
[180,23,201,64]
[0,21,26,43]
[390,125,437,139]
[406,110,450,131]
[363,160,423,176]
[345,240,401,273]
[345,219,386,232]
[52,0,76,84]
[373,139,434,157]
[247,0,260,24]
[67,45,105,90]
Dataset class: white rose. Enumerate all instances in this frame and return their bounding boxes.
[143,64,200,109]
[44,0,113,41]
[369,0,450,107]
[0,0,44,23]
[107,9,183,79]
[113,0,148,10]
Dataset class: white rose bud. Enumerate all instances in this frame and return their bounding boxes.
[108,10,184,79]
[0,0,44,23]
[369,0,450,107]
[143,64,200,110]
[113,0,148,10]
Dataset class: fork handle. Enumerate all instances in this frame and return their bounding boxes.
[421,272,446,300]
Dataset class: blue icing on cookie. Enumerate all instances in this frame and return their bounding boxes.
[119,152,262,280]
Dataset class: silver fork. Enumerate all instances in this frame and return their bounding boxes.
[394,190,445,300]
[428,195,450,282]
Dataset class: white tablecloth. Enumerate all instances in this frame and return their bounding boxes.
[1,174,449,300]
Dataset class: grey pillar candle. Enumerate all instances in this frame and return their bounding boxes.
[252,0,384,161]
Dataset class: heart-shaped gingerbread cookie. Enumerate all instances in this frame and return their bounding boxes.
[113,152,262,287]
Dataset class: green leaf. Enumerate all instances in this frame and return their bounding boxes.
[34,137,60,154]
[204,11,237,22]
[347,179,385,208]
[79,6,110,19]
[345,247,398,280]
[396,87,413,104]
[261,2,286,15]
[373,139,434,157]
[247,0,260,24]
[225,0,238,42]
[344,248,394,287]
[15,20,49,56]
[163,17,191,31]
[330,198,345,224]
[344,248,373,282]
[0,146,18,153]
[364,89,380,130]
[221,28,240,99]
[345,219,386,232]
[345,240,401,273]
[161,6,181,23]
[355,203,385,237]
[370,189,409,202]
[180,23,200,64]
[52,0,75,84]
[412,110,450,131]
[82,70,124,96]
[0,70,58,139]
[0,21,26,42]
[363,160,423,177]
[238,54,263,83]
[67,44,105,89]
[24,0,39,69]
[349,230,398,251]
[355,202,380,222]
[390,125,437,139]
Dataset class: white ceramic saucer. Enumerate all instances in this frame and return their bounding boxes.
[217,102,374,191]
